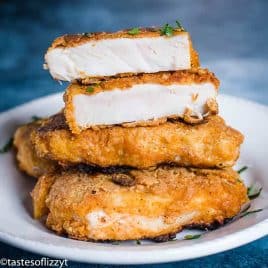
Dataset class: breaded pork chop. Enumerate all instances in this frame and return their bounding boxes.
[13,121,57,178]
[32,114,243,169]
[45,28,199,82]
[32,167,248,241]
[64,69,219,133]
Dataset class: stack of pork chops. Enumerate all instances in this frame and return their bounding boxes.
[14,25,249,242]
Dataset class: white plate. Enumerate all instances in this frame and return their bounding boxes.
[0,93,267,265]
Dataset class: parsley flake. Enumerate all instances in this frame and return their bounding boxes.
[86,86,94,93]
[160,20,185,36]
[237,166,248,174]
[240,208,263,218]
[82,32,92,37]
[0,137,13,153]
[136,240,141,245]
[175,20,184,30]
[247,186,262,200]
[241,204,251,214]
[184,234,201,240]
[128,28,140,35]
[160,23,174,36]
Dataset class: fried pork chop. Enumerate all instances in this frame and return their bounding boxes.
[32,166,248,241]
[64,69,219,133]
[31,114,243,169]
[45,28,199,82]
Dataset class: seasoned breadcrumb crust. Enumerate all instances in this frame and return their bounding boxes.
[32,167,248,241]
[48,28,189,49]
[31,114,243,169]
[65,69,219,94]
[31,174,55,218]
[64,69,219,133]
[13,121,57,178]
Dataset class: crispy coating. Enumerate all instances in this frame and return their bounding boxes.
[32,167,248,241]
[31,114,243,169]
[13,121,57,178]
[67,68,219,93]
[64,69,219,133]
[31,174,55,218]
[49,28,190,49]
[46,29,199,81]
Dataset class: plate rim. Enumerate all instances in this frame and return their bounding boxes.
[0,220,267,265]
[0,93,267,264]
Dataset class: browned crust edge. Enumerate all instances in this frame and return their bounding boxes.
[48,28,187,50]
[66,68,219,93]
[45,216,235,243]
[148,217,234,242]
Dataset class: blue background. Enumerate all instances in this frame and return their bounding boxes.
[0,0,267,267]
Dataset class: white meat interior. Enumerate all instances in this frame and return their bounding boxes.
[45,34,191,81]
[86,210,197,235]
[72,82,217,127]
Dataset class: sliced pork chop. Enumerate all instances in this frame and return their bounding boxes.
[64,69,219,133]
[44,28,199,81]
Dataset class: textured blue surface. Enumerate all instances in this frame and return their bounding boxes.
[0,0,267,267]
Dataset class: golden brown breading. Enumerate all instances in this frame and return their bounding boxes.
[31,174,56,218]
[13,121,57,178]
[65,69,219,95]
[31,114,243,169]
[49,28,189,48]
[32,167,248,241]
[64,69,219,133]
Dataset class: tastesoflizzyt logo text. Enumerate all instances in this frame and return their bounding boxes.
[0,257,68,267]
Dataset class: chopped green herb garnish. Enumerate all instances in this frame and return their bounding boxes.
[237,166,248,174]
[160,20,185,36]
[82,32,92,37]
[128,28,140,35]
[241,204,251,214]
[240,208,263,218]
[31,115,42,122]
[0,137,13,153]
[86,86,94,93]
[175,20,184,30]
[247,186,262,200]
[184,234,201,240]
[136,240,141,245]
[160,23,174,36]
